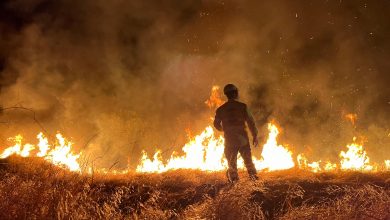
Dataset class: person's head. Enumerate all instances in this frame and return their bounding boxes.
[223,84,238,100]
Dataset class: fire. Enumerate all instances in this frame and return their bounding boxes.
[345,113,358,125]
[0,133,81,172]
[297,154,322,172]
[137,126,226,173]
[385,160,390,170]
[324,161,337,171]
[297,154,307,168]
[0,126,389,174]
[136,120,390,174]
[339,137,373,171]
[0,86,388,174]
[0,135,25,158]
[205,85,224,109]
[307,161,321,173]
[290,137,387,173]
[137,123,295,173]
[255,123,294,171]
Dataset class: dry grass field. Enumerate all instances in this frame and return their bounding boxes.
[1,156,389,220]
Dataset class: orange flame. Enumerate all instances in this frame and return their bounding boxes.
[297,153,308,169]
[339,137,374,171]
[385,160,390,170]
[205,86,224,109]
[0,127,388,173]
[136,123,295,173]
[1,83,389,174]
[296,137,380,172]
[324,161,337,171]
[0,133,81,171]
[136,126,226,173]
[345,113,357,125]
[297,154,321,172]
[255,123,294,171]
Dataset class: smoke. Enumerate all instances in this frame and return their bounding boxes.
[0,0,389,168]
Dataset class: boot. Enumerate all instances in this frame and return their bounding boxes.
[226,170,239,183]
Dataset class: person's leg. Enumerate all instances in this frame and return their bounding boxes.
[224,145,239,182]
[239,144,258,179]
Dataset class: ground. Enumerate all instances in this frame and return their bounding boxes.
[0,156,389,219]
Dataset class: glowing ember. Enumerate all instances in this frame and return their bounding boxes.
[339,138,373,171]
[0,133,81,172]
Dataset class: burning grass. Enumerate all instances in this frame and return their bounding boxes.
[1,156,389,219]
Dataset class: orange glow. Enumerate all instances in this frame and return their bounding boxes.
[0,133,81,172]
[385,160,390,170]
[1,127,388,173]
[297,153,327,173]
[345,113,357,125]
[339,137,374,171]
[2,87,388,174]
[1,84,389,176]
[205,85,224,109]
[307,161,321,173]
[136,126,226,173]
[256,123,294,171]
[297,153,307,169]
[136,123,295,173]
[324,161,337,171]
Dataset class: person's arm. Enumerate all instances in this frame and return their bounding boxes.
[213,109,223,131]
[245,106,259,146]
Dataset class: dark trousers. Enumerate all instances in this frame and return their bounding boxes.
[224,143,257,181]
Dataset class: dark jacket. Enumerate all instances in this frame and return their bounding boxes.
[213,99,258,146]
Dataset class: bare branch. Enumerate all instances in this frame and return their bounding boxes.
[0,105,52,139]
[108,161,119,172]
[82,133,99,150]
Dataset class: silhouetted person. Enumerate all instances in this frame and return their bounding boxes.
[214,84,259,182]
